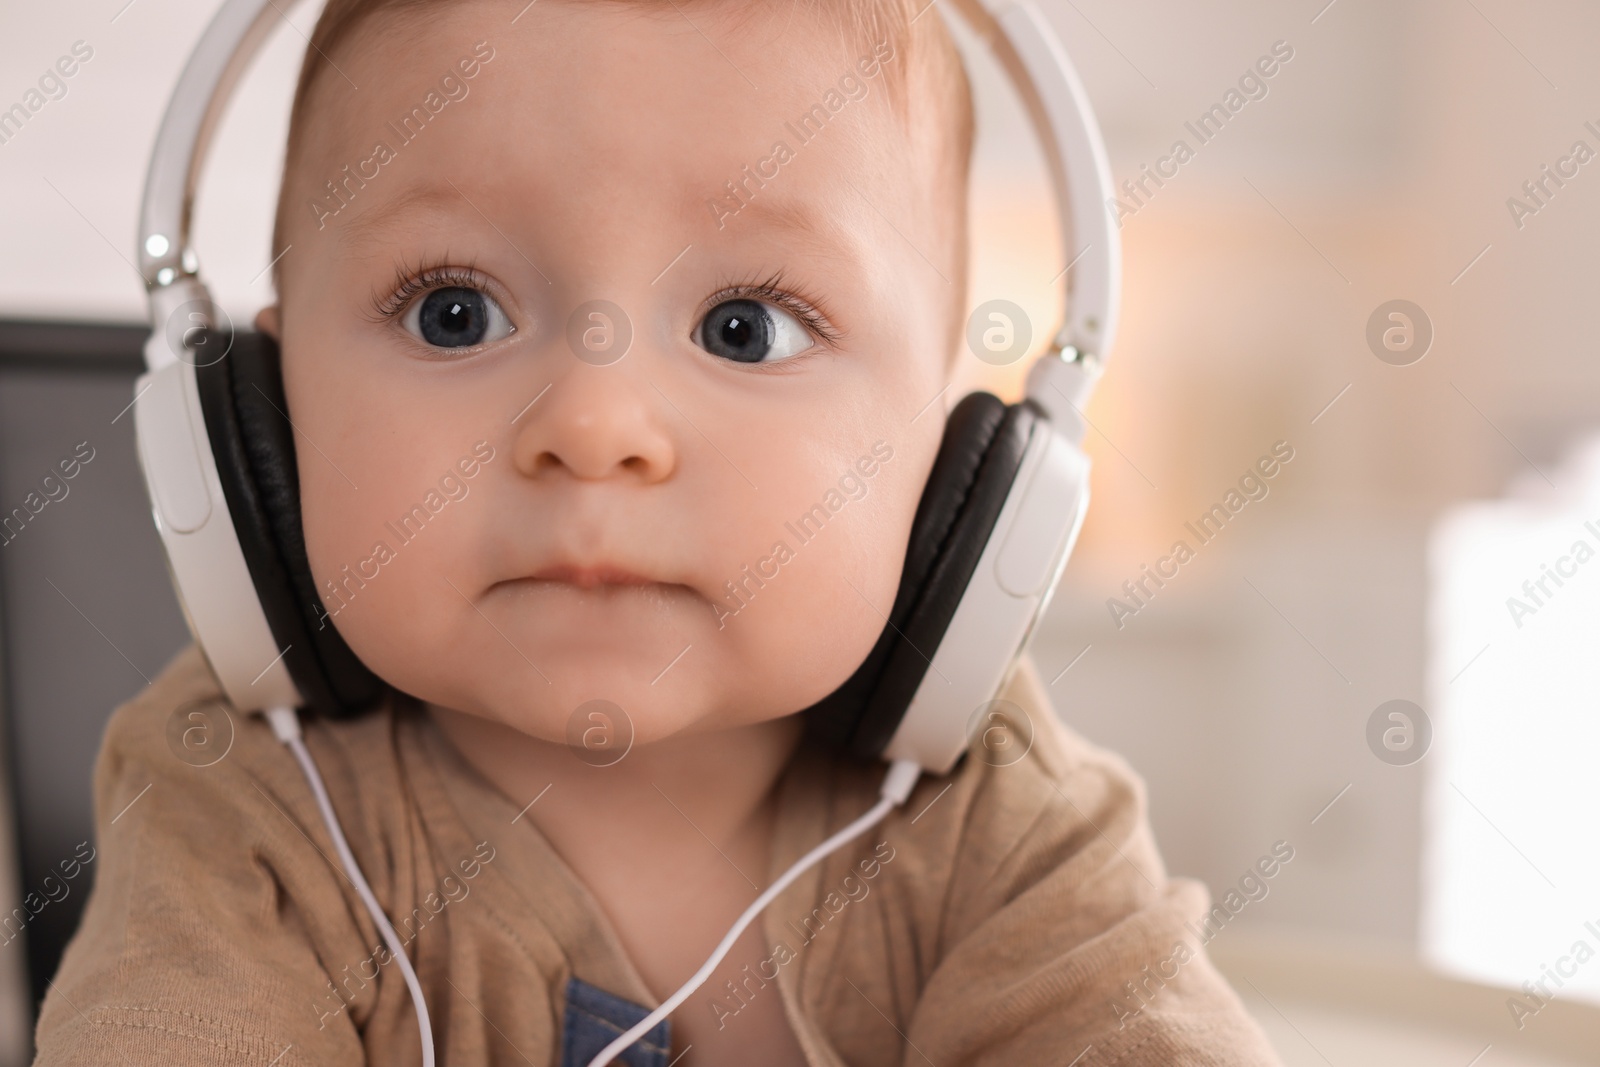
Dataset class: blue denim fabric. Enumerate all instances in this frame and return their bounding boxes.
[559,975,674,1067]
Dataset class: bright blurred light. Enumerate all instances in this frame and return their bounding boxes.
[1423,433,1600,1008]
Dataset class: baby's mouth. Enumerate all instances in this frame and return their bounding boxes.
[485,555,710,607]
[526,563,656,589]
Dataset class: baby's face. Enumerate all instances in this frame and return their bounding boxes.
[272,0,958,746]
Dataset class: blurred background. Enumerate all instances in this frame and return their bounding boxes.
[2,0,1599,1063]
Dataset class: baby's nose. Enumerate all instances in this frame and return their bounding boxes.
[509,363,676,484]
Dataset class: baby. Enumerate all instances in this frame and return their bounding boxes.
[36,1,1283,1064]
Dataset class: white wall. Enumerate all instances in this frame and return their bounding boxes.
[0,0,322,324]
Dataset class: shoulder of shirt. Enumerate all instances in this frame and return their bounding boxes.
[1026,652,1145,782]
[959,651,1152,825]
[804,652,1153,843]
[96,641,400,808]
[843,651,1166,924]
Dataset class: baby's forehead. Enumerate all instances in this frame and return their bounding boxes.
[302,12,897,198]
[291,0,959,177]
[310,0,918,113]
[275,0,970,298]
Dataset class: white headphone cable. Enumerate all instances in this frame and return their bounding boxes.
[583,757,923,1067]
[266,705,437,1067]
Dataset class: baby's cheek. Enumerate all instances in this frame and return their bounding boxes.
[717,478,915,710]
[296,464,473,683]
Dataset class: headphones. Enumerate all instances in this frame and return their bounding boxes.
[133,0,1120,779]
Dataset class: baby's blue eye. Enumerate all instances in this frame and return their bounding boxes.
[403,286,513,349]
[696,298,812,363]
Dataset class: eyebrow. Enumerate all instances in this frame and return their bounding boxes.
[338,184,473,257]
[723,193,855,262]
[335,178,858,271]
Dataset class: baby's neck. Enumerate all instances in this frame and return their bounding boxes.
[427,704,807,1002]
[427,701,806,882]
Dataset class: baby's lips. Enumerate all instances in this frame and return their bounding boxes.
[527,562,655,589]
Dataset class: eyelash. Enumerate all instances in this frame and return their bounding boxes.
[366,261,843,348]
[366,259,489,325]
[704,270,842,348]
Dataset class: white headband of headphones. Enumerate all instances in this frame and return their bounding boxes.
[135,0,1119,378]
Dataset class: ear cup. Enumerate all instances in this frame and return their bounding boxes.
[194,330,390,717]
[802,391,1043,760]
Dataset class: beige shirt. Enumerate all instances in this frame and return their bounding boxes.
[34,643,1281,1065]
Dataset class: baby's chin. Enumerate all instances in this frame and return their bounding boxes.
[351,560,889,746]
[481,579,726,678]
[430,653,765,754]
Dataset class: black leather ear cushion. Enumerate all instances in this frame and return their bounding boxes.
[195,330,390,718]
[801,391,1043,760]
